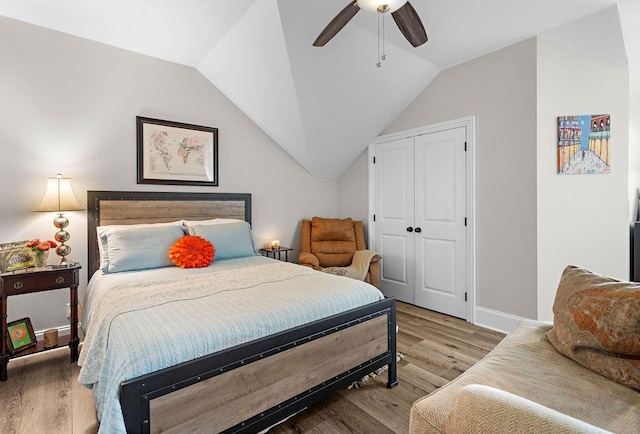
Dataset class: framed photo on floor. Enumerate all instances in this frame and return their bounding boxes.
[6,317,37,354]
[137,116,219,186]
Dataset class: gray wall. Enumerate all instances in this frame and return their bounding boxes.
[0,17,340,332]
[535,38,630,320]
[338,150,370,241]
[381,38,539,320]
[630,71,640,223]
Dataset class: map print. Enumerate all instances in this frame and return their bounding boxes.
[148,128,208,177]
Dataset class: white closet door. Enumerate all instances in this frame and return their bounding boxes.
[414,126,467,319]
[374,137,415,304]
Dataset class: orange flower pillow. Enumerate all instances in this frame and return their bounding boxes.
[169,236,215,268]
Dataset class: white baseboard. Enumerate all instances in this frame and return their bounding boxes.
[474,306,522,334]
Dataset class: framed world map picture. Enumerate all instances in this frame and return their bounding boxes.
[137,116,218,186]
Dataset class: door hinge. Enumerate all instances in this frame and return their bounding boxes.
[465,292,468,302]
[373,214,376,222]
[373,156,376,164]
[464,141,467,151]
[464,217,467,226]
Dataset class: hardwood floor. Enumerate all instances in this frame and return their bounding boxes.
[0,302,505,434]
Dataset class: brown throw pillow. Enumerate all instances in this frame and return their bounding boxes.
[546,265,640,390]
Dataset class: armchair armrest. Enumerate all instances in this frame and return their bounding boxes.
[368,257,381,288]
[445,384,610,434]
[299,251,320,269]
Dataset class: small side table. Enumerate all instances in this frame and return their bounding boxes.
[259,247,293,262]
[0,263,81,381]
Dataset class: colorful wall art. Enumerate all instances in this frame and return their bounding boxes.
[557,115,610,174]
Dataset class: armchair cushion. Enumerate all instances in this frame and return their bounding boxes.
[310,217,357,267]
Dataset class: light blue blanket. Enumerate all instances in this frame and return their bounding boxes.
[78,256,384,433]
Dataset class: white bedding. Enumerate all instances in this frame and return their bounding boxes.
[78,256,384,433]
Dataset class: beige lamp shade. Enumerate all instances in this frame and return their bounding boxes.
[33,174,84,212]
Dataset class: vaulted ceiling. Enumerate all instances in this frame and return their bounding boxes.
[1,0,637,177]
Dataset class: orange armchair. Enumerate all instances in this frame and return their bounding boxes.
[299,217,381,288]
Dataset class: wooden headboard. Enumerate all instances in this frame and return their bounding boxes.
[87,191,251,278]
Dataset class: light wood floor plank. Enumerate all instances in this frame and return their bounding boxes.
[0,350,32,434]
[340,384,412,433]
[315,393,396,434]
[1,302,505,433]
[71,360,99,434]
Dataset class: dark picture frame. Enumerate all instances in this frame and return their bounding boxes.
[137,116,218,186]
[6,317,36,354]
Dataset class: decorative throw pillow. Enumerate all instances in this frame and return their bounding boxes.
[169,236,215,268]
[546,265,640,390]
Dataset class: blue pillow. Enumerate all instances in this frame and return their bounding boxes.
[187,221,258,260]
[100,225,185,273]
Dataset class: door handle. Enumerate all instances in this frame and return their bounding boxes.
[406,227,413,232]
[415,227,422,233]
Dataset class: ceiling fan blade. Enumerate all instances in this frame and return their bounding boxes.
[391,1,428,47]
[313,1,360,47]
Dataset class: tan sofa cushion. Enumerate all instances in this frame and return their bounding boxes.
[546,265,640,390]
[409,320,640,434]
[445,384,610,434]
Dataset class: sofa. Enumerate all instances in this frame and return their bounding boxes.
[410,266,640,433]
[299,217,381,288]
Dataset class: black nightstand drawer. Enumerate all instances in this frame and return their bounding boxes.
[2,268,77,296]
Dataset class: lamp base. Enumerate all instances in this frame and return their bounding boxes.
[55,243,72,265]
[58,257,72,266]
[53,213,72,266]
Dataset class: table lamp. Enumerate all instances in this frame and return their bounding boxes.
[32,174,85,265]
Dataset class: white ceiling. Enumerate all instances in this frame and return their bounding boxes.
[1,0,637,177]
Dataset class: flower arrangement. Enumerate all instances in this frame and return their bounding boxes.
[26,239,57,267]
[26,239,57,252]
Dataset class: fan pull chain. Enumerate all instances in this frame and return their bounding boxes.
[377,13,387,67]
[382,13,386,62]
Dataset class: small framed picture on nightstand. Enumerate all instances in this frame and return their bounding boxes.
[6,317,36,354]
[0,241,35,273]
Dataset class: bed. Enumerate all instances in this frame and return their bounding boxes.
[82,191,397,433]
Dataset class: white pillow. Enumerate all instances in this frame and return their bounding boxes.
[97,221,185,265]
[187,221,258,260]
[97,220,184,235]
[98,223,185,273]
[183,218,246,227]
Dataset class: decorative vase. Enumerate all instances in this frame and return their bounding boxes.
[34,250,48,268]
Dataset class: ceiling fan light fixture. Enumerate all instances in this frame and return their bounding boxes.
[357,0,407,14]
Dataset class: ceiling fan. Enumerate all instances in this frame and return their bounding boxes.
[313,0,428,48]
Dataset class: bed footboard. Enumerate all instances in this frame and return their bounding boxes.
[120,297,397,433]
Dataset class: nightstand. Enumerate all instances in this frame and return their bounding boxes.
[0,263,81,381]
[259,247,293,262]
